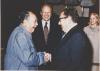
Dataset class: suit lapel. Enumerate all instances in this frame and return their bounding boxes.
[60,25,79,46]
[38,21,46,44]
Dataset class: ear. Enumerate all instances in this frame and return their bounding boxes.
[23,19,27,23]
[40,11,42,15]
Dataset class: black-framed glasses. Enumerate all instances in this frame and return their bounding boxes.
[59,17,67,20]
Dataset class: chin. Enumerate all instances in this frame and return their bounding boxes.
[30,29,35,33]
[44,20,48,21]
[32,30,35,33]
[62,29,66,32]
[44,18,49,21]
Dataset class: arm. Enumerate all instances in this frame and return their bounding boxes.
[14,32,45,66]
[69,33,92,70]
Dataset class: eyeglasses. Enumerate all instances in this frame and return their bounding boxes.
[59,17,67,20]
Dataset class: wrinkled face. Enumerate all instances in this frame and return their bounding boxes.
[41,6,52,21]
[90,14,98,25]
[58,12,67,32]
[26,12,38,33]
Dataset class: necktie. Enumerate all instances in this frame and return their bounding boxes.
[44,22,49,43]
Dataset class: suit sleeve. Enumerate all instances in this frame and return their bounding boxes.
[14,33,45,66]
[69,33,92,70]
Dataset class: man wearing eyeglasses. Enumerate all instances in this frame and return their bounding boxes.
[53,8,93,71]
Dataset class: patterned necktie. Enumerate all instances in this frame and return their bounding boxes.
[44,22,49,43]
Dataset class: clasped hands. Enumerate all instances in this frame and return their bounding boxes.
[44,52,52,62]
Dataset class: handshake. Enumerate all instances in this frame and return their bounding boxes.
[44,52,52,62]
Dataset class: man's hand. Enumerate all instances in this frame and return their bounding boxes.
[44,52,52,62]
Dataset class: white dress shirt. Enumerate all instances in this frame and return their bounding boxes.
[42,20,50,31]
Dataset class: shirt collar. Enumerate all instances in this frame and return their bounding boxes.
[42,20,50,30]
[19,25,32,39]
[42,19,50,24]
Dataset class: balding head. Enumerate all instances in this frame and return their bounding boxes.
[40,4,52,21]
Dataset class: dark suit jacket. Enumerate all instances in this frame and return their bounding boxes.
[32,15,62,69]
[53,25,93,71]
[32,17,61,53]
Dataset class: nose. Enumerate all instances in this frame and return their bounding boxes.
[45,12,48,15]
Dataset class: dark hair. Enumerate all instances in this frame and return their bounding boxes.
[62,7,79,23]
[18,10,30,23]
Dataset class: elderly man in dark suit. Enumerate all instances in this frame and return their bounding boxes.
[53,7,93,71]
[32,4,61,70]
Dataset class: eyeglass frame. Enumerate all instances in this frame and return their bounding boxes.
[59,17,67,20]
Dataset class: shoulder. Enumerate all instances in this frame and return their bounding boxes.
[72,26,85,36]
[71,28,87,41]
[9,26,23,37]
[84,26,90,32]
[13,27,26,39]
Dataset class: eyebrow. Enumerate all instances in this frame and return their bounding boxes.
[59,17,67,19]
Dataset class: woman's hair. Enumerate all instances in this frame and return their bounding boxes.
[61,7,79,23]
[89,13,100,25]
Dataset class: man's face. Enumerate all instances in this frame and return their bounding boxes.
[41,6,52,21]
[26,12,38,33]
[58,12,67,32]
